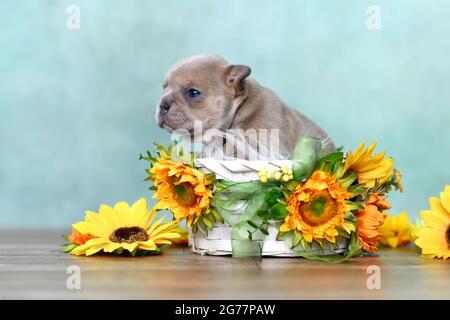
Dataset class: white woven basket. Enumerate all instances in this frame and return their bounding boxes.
[190,158,350,257]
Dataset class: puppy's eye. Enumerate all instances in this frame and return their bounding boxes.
[186,88,202,98]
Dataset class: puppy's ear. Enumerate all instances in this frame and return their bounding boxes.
[224,65,251,96]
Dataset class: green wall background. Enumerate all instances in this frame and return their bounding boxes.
[1,0,449,227]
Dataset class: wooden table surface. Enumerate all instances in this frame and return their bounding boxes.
[0,230,448,299]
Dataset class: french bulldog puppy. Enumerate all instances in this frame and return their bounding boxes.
[155,54,335,159]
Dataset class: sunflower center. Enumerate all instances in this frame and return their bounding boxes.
[171,179,197,207]
[299,190,339,226]
[309,196,327,217]
[110,227,148,243]
[446,225,450,247]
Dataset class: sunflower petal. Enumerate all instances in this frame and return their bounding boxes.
[138,240,157,251]
[420,210,448,231]
[120,242,138,253]
[415,228,448,254]
[147,215,167,234]
[114,201,131,226]
[439,188,450,214]
[149,220,179,237]
[70,238,110,256]
[131,198,150,227]
[73,221,109,238]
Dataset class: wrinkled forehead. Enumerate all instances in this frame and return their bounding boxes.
[164,56,228,87]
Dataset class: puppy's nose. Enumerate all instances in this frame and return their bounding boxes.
[159,102,171,114]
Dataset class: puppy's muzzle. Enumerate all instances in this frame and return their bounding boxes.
[159,102,171,115]
[157,102,171,128]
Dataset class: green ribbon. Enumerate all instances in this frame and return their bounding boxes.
[212,181,277,259]
[211,137,323,259]
[292,137,322,180]
[280,230,362,263]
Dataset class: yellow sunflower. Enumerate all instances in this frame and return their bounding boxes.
[171,225,190,246]
[410,219,425,240]
[415,185,450,260]
[280,170,355,244]
[380,212,413,248]
[150,159,213,226]
[70,198,181,256]
[344,142,394,188]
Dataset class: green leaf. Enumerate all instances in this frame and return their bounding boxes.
[282,180,300,191]
[348,183,365,197]
[318,152,343,170]
[154,143,169,159]
[205,172,216,183]
[256,209,269,219]
[191,223,198,234]
[196,219,208,233]
[334,165,345,179]
[269,203,288,219]
[318,161,331,172]
[300,238,309,251]
[210,209,224,223]
[337,228,351,239]
[139,151,157,163]
[344,211,358,223]
[281,188,291,201]
[316,239,324,249]
[136,248,162,256]
[292,231,302,248]
[345,200,364,212]
[202,215,214,229]
[338,172,358,189]
[62,243,78,253]
[276,231,285,241]
[264,190,281,206]
[247,220,259,229]
[299,233,362,263]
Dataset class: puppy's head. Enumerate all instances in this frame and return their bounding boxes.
[156,54,251,134]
